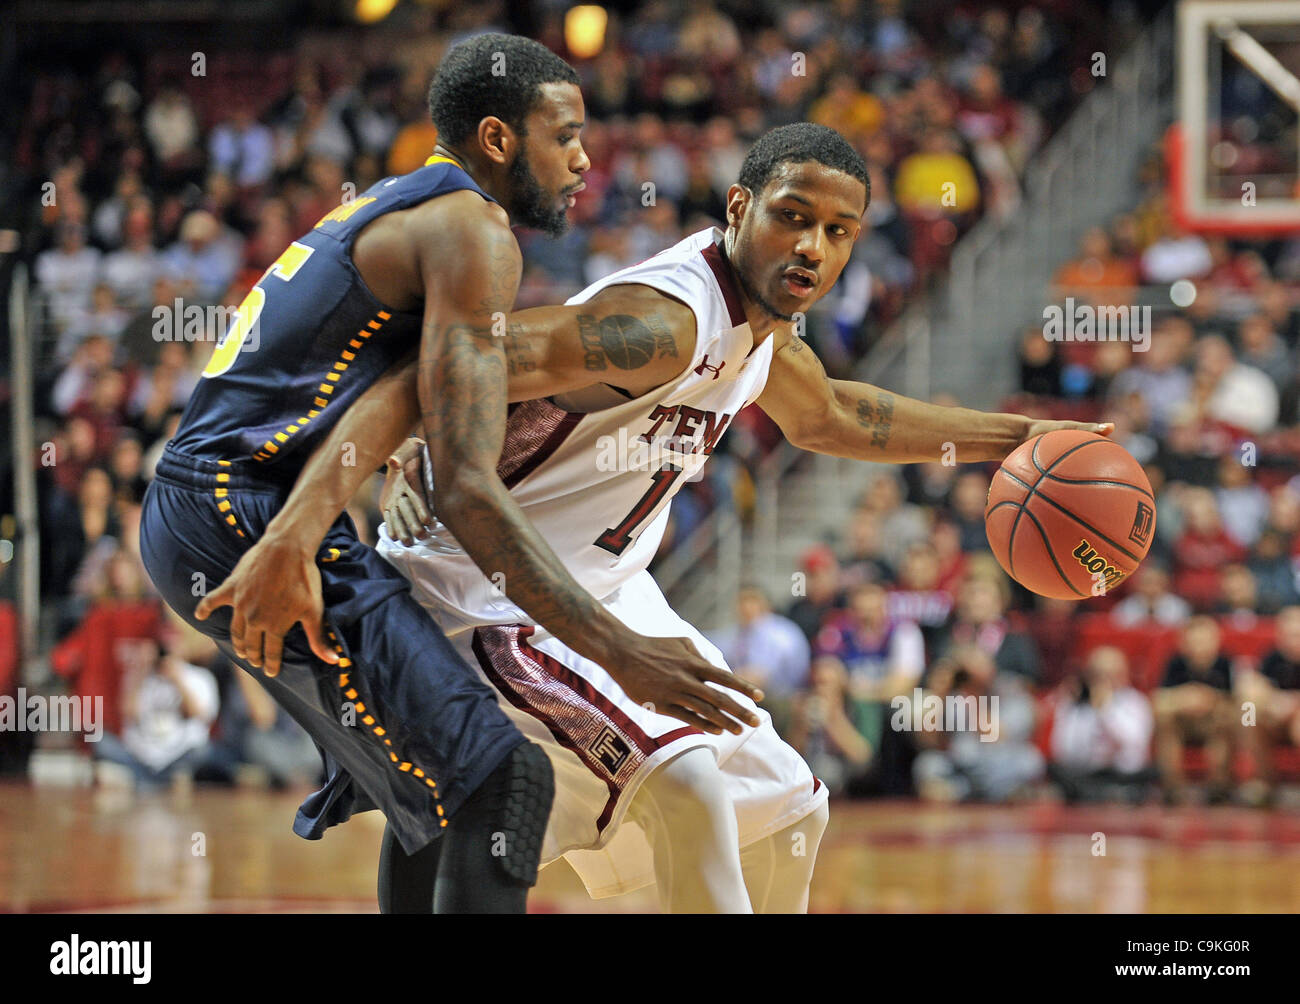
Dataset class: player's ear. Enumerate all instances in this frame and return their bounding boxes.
[725,184,751,228]
[477,116,514,167]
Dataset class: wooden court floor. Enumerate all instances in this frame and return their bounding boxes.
[2,782,1298,913]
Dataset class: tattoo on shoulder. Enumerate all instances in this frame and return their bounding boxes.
[418,321,506,456]
[577,313,677,372]
[472,239,521,317]
[856,391,895,449]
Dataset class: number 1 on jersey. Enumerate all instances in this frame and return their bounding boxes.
[594,464,683,556]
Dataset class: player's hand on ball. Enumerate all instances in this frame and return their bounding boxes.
[194,537,339,676]
[608,634,765,736]
[1021,419,1114,450]
[380,439,434,546]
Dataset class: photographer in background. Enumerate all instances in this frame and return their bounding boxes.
[1048,646,1156,804]
[93,624,219,790]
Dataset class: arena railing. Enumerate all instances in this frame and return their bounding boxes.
[8,264,42,684]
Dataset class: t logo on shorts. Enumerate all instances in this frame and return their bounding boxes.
[589,727,631,773]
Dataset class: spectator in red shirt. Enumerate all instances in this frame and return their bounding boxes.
[50,549,163,737]
[930,517,969,591]
[1172,487,1248,611]
[956,64,1021,147]
[1025,595,1082,690]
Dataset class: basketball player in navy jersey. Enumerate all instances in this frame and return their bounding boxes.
[139,33,761,914]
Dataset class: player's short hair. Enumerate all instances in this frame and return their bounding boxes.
[738,123,869,203]
[428,33,580,147]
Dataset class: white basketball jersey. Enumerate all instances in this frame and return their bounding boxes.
[385,227,774,627]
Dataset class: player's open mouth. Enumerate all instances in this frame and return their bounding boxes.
[781,268,816,297]
[563,183,586,208]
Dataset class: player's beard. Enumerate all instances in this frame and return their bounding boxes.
[508,149,570,237]
[726,232,798,322]
[734,260,797,322]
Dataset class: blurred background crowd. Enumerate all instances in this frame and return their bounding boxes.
[0,0,1296,808]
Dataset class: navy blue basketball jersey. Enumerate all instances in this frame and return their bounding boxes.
[170,156,495,477]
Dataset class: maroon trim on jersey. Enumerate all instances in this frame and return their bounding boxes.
[472,627,621,832]
[701,240,746,328]
[813,777,823,795]
[471,625,703,834]
[496,399,582,489]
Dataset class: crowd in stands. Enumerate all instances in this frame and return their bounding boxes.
[6,2,1296,805]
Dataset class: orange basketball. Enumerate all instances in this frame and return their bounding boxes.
[984,430,1156,600]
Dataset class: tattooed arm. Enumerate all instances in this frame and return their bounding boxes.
[494,283,696,402]
[757,326,1111,463]
[414,201,760,734]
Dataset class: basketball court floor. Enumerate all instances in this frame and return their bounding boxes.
[3,783,1297,913]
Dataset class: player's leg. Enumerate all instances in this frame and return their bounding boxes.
[737,800,829,913]
[294,532,558,913]
[379,742,554,915]
[625,747,751,913]
[377,821,441,913]
[141,463,551,911]
[431,739,554,913]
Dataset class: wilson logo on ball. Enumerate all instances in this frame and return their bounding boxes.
[1072,539,1126,590]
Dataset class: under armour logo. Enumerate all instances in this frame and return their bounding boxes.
[694,356,725,380]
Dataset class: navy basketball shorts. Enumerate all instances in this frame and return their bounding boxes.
[140,447,526,854]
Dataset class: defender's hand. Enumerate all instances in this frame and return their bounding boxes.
[194,537,339,677]
[602,633,765,736]
[380,440,434,546]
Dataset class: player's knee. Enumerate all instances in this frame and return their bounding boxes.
[799,799,830,845]
[774,799,829,867]
[468,740,555,886]
[647,748,733,828]
[761,800,827,890]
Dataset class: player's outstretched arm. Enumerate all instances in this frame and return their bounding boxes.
[757,326,1112,464]
[415,204,761,735]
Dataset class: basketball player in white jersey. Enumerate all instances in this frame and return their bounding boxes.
[353,123,1111,912]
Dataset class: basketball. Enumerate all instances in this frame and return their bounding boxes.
[984,430,1156,600]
